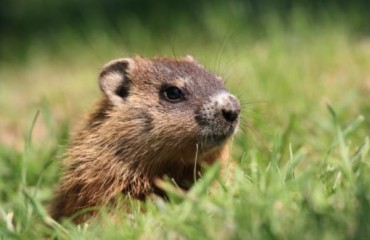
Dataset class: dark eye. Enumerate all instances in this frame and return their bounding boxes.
[163,86,185,102]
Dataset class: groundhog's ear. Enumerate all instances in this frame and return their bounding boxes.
[184,55,202,66]
[185,55,196,62]
[99,58,134,106]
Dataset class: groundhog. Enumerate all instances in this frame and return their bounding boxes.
[49,56,240,223]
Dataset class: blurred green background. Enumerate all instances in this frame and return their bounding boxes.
[1,0,370,60]
[0,1,370,238]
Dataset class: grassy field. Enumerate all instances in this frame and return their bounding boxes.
[0,9,370,239]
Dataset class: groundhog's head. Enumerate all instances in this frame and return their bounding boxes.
[98,56,240,160]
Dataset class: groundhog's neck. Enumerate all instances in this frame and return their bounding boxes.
[84,98,112,129]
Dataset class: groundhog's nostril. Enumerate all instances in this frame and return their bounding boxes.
[222,108,239,123]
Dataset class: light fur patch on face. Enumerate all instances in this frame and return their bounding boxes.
[209,92,231,107]
[198,92,230,127]
[171,76,190,88]
[179,76,190,83]
[198,91,238,127]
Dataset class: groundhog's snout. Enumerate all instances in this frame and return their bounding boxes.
[195,92,240,147]
[216,93,240,136]
[220,95,240,124]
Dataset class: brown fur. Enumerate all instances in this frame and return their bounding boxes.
[49,56,240,223]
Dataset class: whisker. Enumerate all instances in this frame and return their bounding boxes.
[213,23,241,76]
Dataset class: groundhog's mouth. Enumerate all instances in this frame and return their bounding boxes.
[200,125,236,149]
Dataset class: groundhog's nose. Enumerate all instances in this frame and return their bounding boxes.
[221,95,240,123]
[222,108,239,122]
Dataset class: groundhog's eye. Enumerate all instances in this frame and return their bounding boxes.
[162,86,185,102]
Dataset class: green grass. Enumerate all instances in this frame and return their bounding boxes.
[1,9,370,239]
